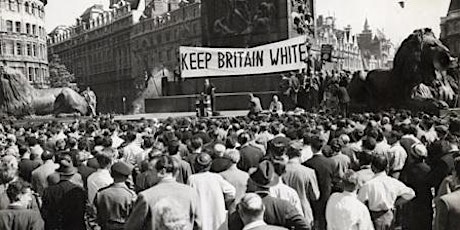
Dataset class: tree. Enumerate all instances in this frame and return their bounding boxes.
[48,54,78,90]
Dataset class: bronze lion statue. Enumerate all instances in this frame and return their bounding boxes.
[348,28,458,114]
[0,66,92,117]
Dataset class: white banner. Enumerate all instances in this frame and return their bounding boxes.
[180,36,309,78]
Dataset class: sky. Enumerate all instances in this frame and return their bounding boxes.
[45,0,451,45]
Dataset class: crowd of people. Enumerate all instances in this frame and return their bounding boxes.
[0,108,459,230]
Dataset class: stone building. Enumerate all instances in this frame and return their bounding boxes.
[357,18,392,70]
[0,0,48,87]
[130,0,202,97]
[48,1,144,113]
[314,15,363,72]
[441,0,460,57]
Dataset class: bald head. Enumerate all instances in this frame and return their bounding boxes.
[238,193,265,224]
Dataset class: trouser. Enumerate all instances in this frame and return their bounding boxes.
[370,209,394,230]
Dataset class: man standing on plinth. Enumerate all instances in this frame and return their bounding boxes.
[204,79,216,114]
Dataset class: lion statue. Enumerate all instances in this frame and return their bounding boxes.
[0,65,92,117]
[348,28,457,113]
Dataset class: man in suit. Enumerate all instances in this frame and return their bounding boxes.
[303,135,336,230]
[238,193,287,230]
[237,132,264,172]
[434,157,460,230]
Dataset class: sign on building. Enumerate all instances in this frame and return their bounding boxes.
[321,44,333,62]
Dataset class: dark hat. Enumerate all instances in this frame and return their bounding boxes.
[250,160,279,188]
[450,118,460,136]
[196,153,212,166]
[111,162,134,176]
[56,154,77,176]
[271,136,290,148]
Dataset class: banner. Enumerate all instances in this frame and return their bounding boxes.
[180,36,309,78]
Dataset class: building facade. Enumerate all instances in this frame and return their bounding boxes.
[48,0,317,113]
[357,19,392,70]
[0,0,48,87]
[48,2,144,113]
[313,15,363,72]
[130,0,202,96]
[441,0,460,57]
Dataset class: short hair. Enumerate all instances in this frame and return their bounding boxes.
[238,193,265,218]
[357,151,373,166]
[342,170,359,192]
[286,146,301,159]
[126,131,137,142]
[6,180,31,202]
[238,132,251,145]
[41,150,54,161]
[362,137,377,151]
[371,155,388,172]
[224,149,240,163]
[101,137,112,148]
[152,198,189,230]
[310,135,325,151]
[96,153,112,169]
[190,137,203,150]
[155,155,178,174]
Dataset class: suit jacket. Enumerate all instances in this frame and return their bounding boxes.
[41,180,87,230]
[303,154,335,225]
[125,178,201,230]
[237,144,264,172]
[246,223,288,230]
[228,192,309,230]
[435,189,460,230]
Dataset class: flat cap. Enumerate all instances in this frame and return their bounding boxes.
[111,162,134,176]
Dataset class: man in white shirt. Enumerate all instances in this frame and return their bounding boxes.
[122,132,144,165]
[326,170,374,230]
[238,193,287,230]
[87,154,114,204]
[358,155,415,230]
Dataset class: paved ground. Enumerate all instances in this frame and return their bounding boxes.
[114,110,249,121]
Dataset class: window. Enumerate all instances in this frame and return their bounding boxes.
[16,42,22,55]
[6,41,14,55]
[27,44,32,56]
[0,42,2,55]
[32,25,36,35]
[24,2,29,13]
[31,3,36,15]
[6,21,13,32]
[28,67,33,81]
[26,23,31,34]
[167,49,171,61]
[9,0,14,11]
[15,21,21,33]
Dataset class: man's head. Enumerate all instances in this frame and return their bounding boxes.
[342,170,359,192]
[238,193,265,226]
[273,95,278,102]
[371,155,388,173]
[224,149,240,164]
[155,155,179,178]
[6,180,33,207]
[96,153,112,169]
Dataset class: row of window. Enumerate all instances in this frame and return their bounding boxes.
[7,66,47,83]
[0,40,47,59]
[4,20,46,38]
[2,0,45,18]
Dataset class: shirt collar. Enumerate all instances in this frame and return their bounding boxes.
[374,171,387,178]
[242,220,267,230]
[342,191,357,197]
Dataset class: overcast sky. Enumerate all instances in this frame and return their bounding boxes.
[45,0,451,45]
